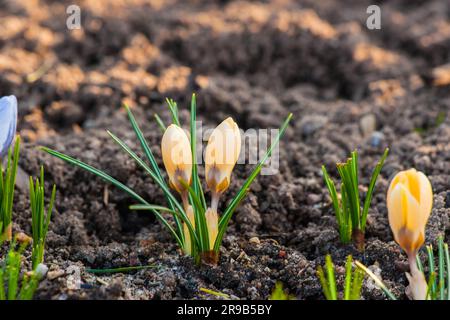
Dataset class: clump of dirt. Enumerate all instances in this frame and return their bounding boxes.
[1,0,449,300]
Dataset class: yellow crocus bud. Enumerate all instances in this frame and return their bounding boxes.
[183,206,196,255]
[205,117,241,195]
[387,169,433,255]
[387,168,433,300]
[205,208,218,250]
[161,124,192,194]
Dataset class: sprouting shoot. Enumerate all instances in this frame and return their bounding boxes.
[42,94,292,264]
[29,166,56,269]
[0,95,19,242]
[322,148,388,250]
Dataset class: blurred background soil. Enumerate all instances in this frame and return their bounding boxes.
[0,0,449,299]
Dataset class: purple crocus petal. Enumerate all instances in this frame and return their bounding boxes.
[0,95,18,158]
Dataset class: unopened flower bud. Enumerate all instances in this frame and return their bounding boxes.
[0,95,18,158]
[205,117,241,195]
[161,124,192,194]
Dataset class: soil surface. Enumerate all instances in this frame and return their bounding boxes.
[1,0,450,300]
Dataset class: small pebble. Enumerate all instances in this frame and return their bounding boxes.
[300,115,327,137]
[35,264,49,279]
[249,237,260,245]
[445,192,450,208]
[370,131,384,147]
[360,114,377,137]
[47,269,65,280]
[307,194,321,205]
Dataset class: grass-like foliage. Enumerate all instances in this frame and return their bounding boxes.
[0,137,20,241]
[317,255,364,300]
[0,234,46,300]
[269,282,295,300]
[322,148,389,249]
[42,94,292,264]
[356,236,450,300]
[199,287,231,299]
[416,236,450,300]
[86,265,157,274]
[29,166,56,269]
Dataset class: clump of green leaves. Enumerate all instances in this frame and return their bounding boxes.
[356,236,450,300]
[0,138,20,241]
[317,255,364,300]
[29,166,56,269]
[269,281,296,300]
[0,234,47,300]
[416,235,450,300]
[322,148,389,250]
[42,94,292,264]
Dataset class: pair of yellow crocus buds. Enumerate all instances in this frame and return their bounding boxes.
[161,117,241,255]
[387,168,433,300]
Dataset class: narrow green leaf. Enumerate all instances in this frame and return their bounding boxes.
[0,269,5,300]
[106,131,198,247]
[438,236,445,300]
[426,272,437,300]
[317,266,332,300]
[444,243,450,300]
[427,245,436,296]
[361,148,389,231]
[350,268,364,300]
[130,204,177,214]
[322,165,351,242]
[166,98,180,126]
[41,146,183,247]
[189,94,209,251]
[416,250,424,273]
[154,114,166,132]
[325,255,337,300]
[343,255,352,300]
[351,151,361,229]
[86,265,157,274]
[200,287,231,299]
[355,261,397,300]
[190,93,207,211]
[124,104,184,242]
[340,182,352,243]
[338,162,360,231]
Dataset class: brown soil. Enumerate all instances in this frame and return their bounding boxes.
[1,0,449,300]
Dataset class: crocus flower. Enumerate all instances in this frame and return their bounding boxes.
[161,124,193,255]
[205,117,241,196]
[204,117,241,250]
[0,95,18,158]
[387,168,433,300]
[161,124,192,195]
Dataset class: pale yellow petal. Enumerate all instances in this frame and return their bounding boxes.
[403,185,421,232]
[205,117,241,193]
[387,171,407,200]
[387,183,407,238]
[405,169,421,203]
[417,171,433,225]
[161,124,192,193]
